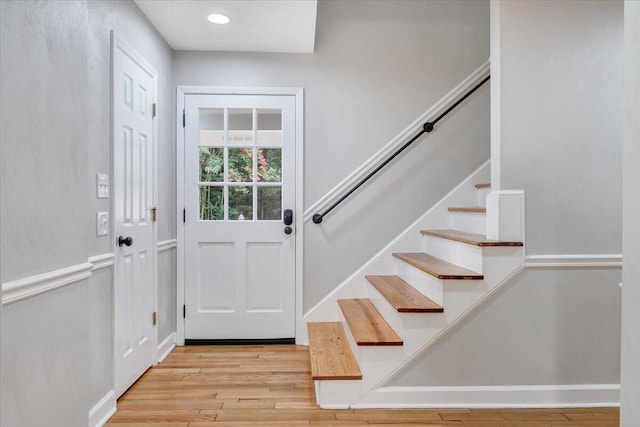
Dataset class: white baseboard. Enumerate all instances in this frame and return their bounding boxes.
[88,389,117,427]
[354,384,620,409]
[158,239,177,252]
[157,332,176,363]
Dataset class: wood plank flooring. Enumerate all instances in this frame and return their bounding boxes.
[106,345,619,426]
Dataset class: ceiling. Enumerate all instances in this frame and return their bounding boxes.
[134,0,317,53]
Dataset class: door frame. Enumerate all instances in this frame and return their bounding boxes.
[111,31,160,382]
[176,86,304,345]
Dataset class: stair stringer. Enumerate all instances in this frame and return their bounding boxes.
[303,160,490,336]
[315,245,524,409]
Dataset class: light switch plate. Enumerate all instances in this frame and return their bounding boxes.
[96,212,109,236]
[97,174,109,198]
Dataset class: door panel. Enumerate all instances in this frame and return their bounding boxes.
[184,94,296,340]
[113,38,156,396]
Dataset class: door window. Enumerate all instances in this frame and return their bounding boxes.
[198,108,283,221]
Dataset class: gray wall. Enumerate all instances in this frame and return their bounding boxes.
[621,1,640,425]
[174,0,491,310]
[393,0,624,390]
[0,1,175,425]
[392,268,621,386]
[498,0,624,254]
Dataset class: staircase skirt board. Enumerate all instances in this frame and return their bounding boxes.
[393,252,483,280]
[366,275,443,313]
[421,229,523,247]
[308,322,362,380]
[337,299,403,346]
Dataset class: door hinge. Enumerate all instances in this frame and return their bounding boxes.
[182,109,185,128]
[183,305,186,318]
[183,208,186,223]
[151,207,157,222]
[152,103,157,118]
[152,311,157,326]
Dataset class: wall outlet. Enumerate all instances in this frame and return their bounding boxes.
[97,212,109,236]
[97,174,109,198]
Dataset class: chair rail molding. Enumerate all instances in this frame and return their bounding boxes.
[525,254,623,268]
[89,253,115,271]
[303,60,490,223]
[2,262,93,306]
[158,239,177,251]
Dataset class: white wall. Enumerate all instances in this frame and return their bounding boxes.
[496,0,624,254]
[392,268,621,386]
[393,0,624,393]
[0,1,175,425]
[621,1,640,425]
[174,0,491,310]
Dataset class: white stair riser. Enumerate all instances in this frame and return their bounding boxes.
[422,234,484,274]
[449,211,486,235]
[477,187,490,207]
[395,260,444,306]
[314,380,363,409]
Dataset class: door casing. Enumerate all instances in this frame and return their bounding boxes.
[176,86,304,345]
[111,31,159,391]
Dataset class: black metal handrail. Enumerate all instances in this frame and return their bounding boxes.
[312,75,490,224]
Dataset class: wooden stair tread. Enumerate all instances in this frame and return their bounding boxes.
[420,229,523,247]
[308,322,362,380]
[338,299,403,346]
[448,206,486,213]
[366,275,443,313]
[392,253,483,280]
[475,183,491,189]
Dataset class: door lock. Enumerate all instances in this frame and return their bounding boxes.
[283,209,293,225]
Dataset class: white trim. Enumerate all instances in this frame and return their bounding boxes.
[157,332,176,363]
[303,60,490,223]
[88,389,117,427]
[89,253,115,271]
[157,239,177,252]
[525,254,623,268]
[354,384,620,409]
[2,262,93,306]
[176,86,304,346]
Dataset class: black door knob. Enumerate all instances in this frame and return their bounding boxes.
[284,226,292,235]
[118,236,133,247]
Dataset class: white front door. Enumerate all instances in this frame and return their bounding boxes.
[112,34,156,396]
[184,94,296,340]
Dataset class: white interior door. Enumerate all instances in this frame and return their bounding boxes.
[113,35,156,396]
[184,94,296,340]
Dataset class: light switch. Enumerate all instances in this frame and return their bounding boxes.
[97,212,109,236]
[97,174,109,198]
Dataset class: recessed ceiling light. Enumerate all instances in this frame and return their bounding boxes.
[207,13,231,25]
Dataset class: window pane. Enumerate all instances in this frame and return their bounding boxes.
[229,186,253,220]
[228,109,253,145]
[199,108,224,145]
[257,109,282,146]
[228,148,253,182]
[257,148,281,182]
[258,187,282,220]
[199,186,223,221]
[199,147,223,182]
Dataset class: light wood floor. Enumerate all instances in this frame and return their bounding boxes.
[106,345,619,426]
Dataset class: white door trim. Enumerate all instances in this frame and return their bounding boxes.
[111,30,160,377]
[176,86,304,345]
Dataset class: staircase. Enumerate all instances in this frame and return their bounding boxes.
[305,164,525,408]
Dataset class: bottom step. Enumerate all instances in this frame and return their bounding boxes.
[308,322,362,380]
